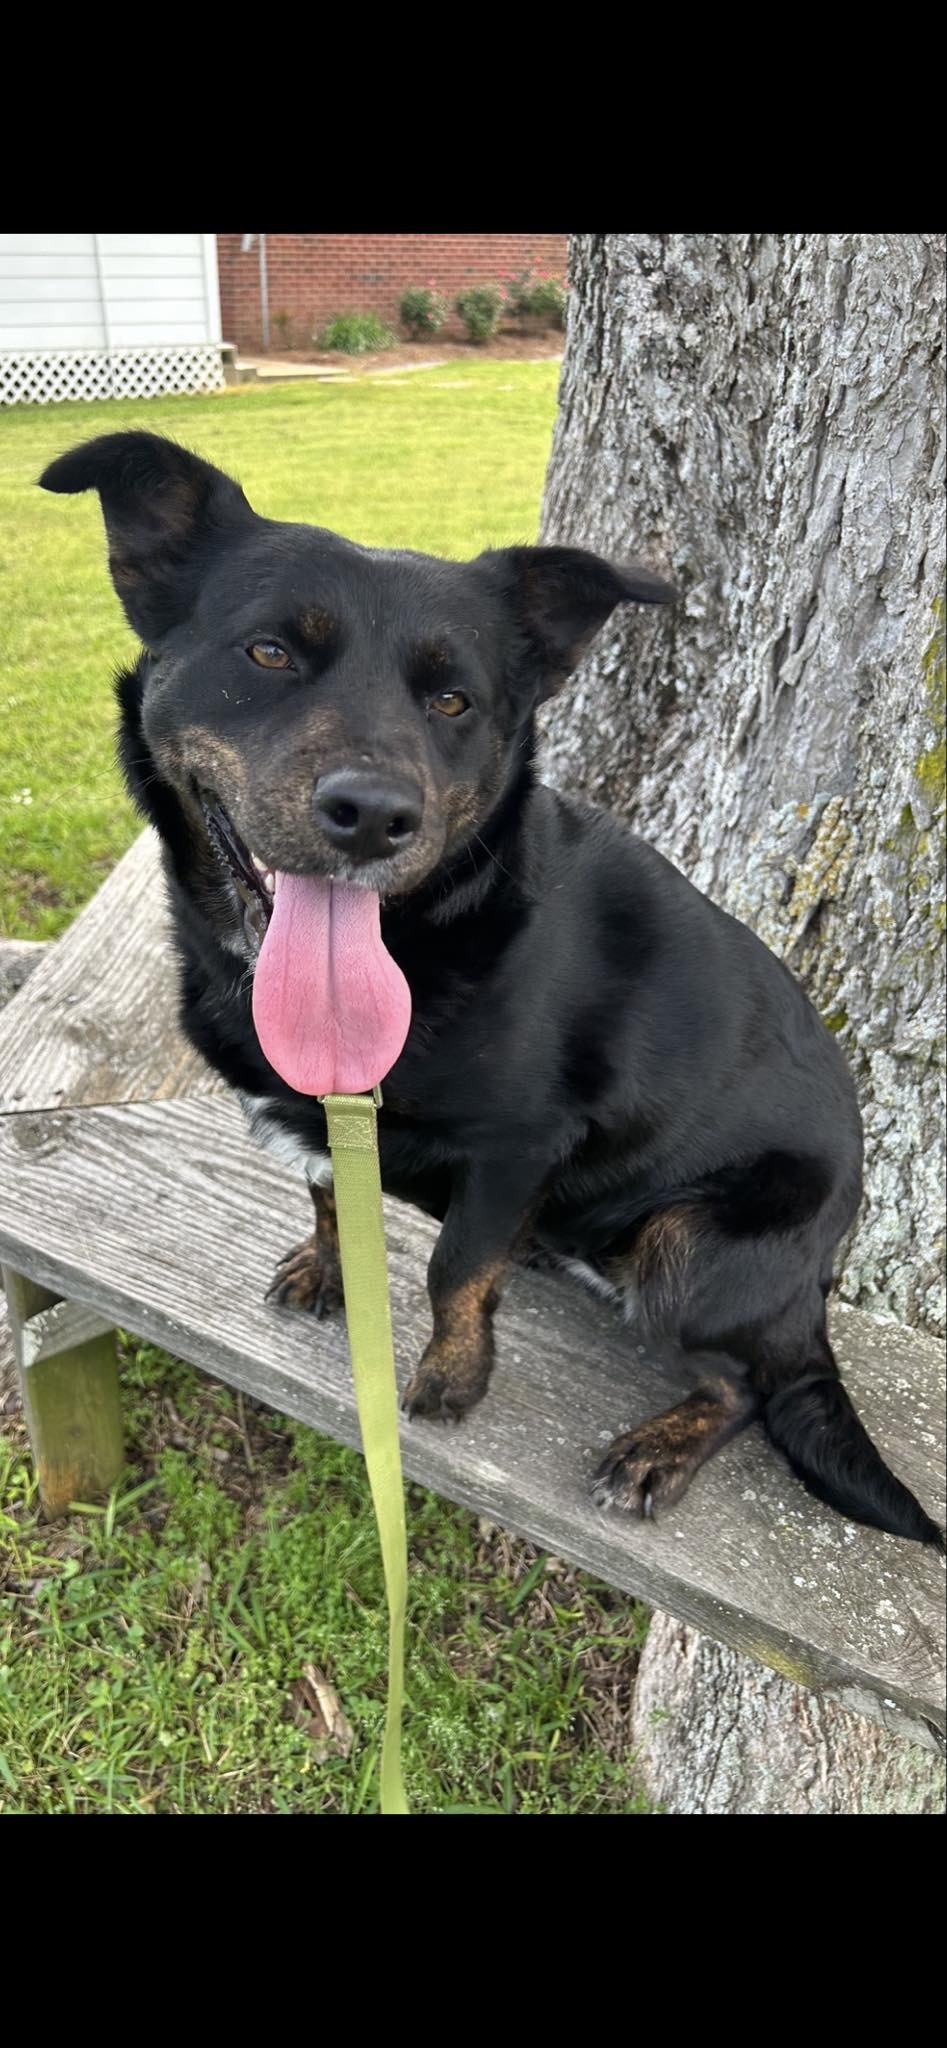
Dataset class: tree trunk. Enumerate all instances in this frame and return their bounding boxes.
[631,1613,946,1814]
[541,233,945,1335]
[540,234,945,1814]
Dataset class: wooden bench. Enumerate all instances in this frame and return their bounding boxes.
[1,830,944,1764]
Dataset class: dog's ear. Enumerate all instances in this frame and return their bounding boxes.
[481,543,675,703]
[39,432,255,641]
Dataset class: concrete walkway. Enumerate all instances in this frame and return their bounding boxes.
[229,355,449,387]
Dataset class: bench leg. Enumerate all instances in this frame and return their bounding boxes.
[2,1266,124,1517]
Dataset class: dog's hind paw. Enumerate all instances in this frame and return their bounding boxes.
[592,1384,752,1518]
[265,1238,344,1319]
[591,1419,701,1520]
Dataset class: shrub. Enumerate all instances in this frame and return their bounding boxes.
[504,272,568,330]
[316,312,396,355]
[502,269,535,319]
[271,309,295,348]
[527,276,568,329]
[455,285,502,345]
[400,285,449,339]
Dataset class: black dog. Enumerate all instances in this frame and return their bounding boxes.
[40,431,940,1546]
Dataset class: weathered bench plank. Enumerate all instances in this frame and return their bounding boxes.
[0,1096,942,1747]
[0,831,222,1113]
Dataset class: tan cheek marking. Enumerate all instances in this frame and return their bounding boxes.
[294,708,348,750]
[171,711,349,804]
[443,736,503,841]
[247,709,349,805]
[444,782,483,833]
[252,710,352,813]
[169,728,251,798]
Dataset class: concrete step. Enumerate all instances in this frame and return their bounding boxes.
[235,357,354,385]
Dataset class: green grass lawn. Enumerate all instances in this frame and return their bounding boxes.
[0,362,560,940]
[1,366,654,1814]
[1,1345,650,1815]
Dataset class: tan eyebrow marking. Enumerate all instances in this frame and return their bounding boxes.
[410,640,453,679]
[298,606,338,647]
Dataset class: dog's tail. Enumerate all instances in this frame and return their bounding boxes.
[763,1368,943,1548]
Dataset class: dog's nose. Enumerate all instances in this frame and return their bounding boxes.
[313,770,424,862]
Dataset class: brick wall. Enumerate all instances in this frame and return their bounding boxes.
[217,233,569,351]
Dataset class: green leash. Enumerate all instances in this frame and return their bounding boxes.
[321,1090,409,1815]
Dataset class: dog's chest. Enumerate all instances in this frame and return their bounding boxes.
[237,1092,333,1184]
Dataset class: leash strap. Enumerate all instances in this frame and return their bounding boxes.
[321,1090,409,1815]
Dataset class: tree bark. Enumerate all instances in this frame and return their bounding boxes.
[540,234,946,1814]
[631,1613,945,1814]
[541,233,946,1334]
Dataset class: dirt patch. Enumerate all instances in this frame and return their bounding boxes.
[6,871,64,919]
[273,332,564,375]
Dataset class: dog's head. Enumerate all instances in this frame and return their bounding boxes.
[40,431,674,958]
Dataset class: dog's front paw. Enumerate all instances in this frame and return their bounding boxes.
[591,1419,699,1520]
[265,1237,344,1319]
[402,1368,464,1422]
[401,1345,490,1424]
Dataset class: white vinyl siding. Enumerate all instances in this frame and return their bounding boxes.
[0,234,223,404]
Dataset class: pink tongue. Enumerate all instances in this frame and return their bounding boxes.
[251,873,412,1096]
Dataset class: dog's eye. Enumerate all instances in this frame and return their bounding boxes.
[248,641,292,670]
[428,691,470,718]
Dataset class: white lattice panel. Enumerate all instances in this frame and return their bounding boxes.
[0,346,225,407]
